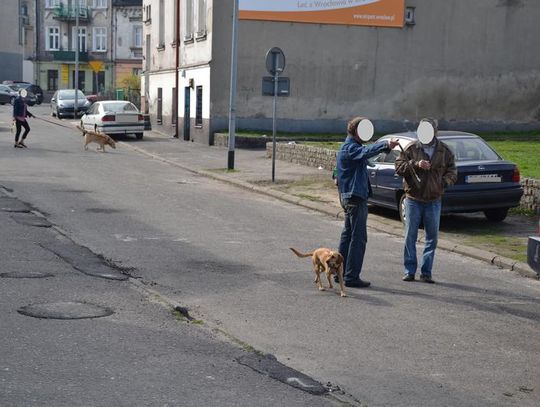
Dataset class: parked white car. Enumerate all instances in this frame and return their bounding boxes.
[80,100,144,139]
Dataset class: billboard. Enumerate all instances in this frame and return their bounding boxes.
[239,0,405,28]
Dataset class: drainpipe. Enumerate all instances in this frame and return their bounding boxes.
[174,0,180,138]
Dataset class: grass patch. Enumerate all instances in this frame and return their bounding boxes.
[206,168,240,173]
[487,141,540,179]
[294,193,322,202]
[465,234,528,263]
[509,207,536,217]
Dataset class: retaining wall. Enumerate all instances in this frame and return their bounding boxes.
[266,142,540,214]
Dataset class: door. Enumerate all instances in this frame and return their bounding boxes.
[183,87,190,141]
[71,70,85,91]
[157,87,163,124]
[172,87,177,125]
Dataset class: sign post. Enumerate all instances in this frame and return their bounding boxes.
[265,47,286,182]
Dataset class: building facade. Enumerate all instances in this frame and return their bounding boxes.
[143,0,540,144]
[0,1,30,82]
[112,0,143,95]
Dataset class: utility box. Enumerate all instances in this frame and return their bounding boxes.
[116,88,125,100]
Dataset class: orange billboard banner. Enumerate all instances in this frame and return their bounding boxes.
[239,0,405,28]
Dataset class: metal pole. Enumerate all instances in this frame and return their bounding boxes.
[271,66,278,182]
[74,0,79,118]
[174,0,180,138]
[227,0,239,170]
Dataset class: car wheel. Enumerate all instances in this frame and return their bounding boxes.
[398,193,407,224]
[484,208,509,222]
[135,132,143,140]
[57,109,62,119]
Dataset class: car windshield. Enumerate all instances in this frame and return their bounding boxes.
[442,137,500,161]
[58,90,85,100]
[102,102,138,113]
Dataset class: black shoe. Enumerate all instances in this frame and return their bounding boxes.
[344,279,371,288]
[19,141,27,148]
[420,275,435,284]
[402,274,415,282]
[14,143,23,148]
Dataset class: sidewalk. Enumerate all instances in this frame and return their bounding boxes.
[117,129,537,279]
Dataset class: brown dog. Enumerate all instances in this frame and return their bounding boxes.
[77,126,116,152]
[290,247,346,297]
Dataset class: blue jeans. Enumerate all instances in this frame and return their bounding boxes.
[338,197,368,282]
[403,198,441,277]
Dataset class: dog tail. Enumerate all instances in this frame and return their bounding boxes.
[76,125,86,136]
[289,247,313,258]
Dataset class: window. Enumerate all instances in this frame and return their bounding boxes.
[145,34,151,70]
[72,27,87,52]
[93,0,107,8]
[158,0,165,48]
[405,7,415,25]
[47,70,58,91]
[144,4,151,23]
[196,0,206,39]
[47,27,60,51]
[45,0,60,8]
[184,0,194,41]
[133,26,143,48]
[93,27,107,51]
[195,86,203,127]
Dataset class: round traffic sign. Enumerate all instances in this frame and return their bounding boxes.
[266,47,286,76]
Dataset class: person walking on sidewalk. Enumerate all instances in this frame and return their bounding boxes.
[336,117,399,288]
[395,118,457,283]
[12,89,34,148]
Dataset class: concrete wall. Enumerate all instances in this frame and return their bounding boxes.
[211,0,540,134]
[0,2,23,81]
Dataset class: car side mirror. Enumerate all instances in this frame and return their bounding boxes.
[51,98,56,102]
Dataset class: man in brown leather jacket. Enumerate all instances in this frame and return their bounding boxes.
[395,118,457,283]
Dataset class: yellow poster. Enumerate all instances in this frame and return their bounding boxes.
[239,0,405,28]
[61,64,69,85]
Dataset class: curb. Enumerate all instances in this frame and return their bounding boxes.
[118,138,538,281]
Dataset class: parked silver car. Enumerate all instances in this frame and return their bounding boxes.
[51,89,92,118]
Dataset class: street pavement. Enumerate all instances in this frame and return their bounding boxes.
[0,105,539,407]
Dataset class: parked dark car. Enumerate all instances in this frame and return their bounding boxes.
[0,84,18,105]
[7,85,38,106]
[528,219,540,274]
[51,89,92,118]
[12,83,44,105]
[367,131,524,222]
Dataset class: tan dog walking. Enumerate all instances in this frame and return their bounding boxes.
[290,247,346,297]
[77,126,116,152]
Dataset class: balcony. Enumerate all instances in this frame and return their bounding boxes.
[52,51,89,62]
[52,5,90,21]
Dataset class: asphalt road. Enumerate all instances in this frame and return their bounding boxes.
[1,105,539,407]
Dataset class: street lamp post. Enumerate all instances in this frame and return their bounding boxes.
[74,0,80,118]
[227,0,239,170]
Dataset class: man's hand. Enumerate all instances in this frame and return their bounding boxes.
[417,160,431,170]
[387,138,400,149]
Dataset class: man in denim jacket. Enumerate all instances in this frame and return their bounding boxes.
[336,117,399,288]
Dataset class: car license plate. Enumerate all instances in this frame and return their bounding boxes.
[465,174,502,183]
[117,114,138,123]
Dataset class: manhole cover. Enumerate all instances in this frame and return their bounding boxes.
[1,271,54,279]
[18,301,114,320]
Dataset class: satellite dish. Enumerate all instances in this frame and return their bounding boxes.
[356,119,374,142]
[417,121,435,144]
[19,89,28,98]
